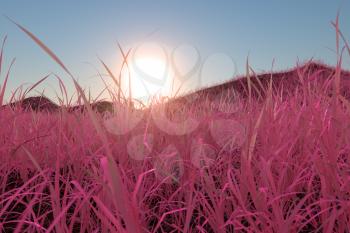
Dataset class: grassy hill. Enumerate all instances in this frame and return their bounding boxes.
[5,61,350,113]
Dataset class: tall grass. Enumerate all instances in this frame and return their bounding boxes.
[0,15,350,232]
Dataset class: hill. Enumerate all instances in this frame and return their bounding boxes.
[170,61,350,106]
[3,61,350,112]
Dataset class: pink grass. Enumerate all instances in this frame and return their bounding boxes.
[1,15,350,232]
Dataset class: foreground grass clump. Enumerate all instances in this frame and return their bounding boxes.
[1,61,350,232]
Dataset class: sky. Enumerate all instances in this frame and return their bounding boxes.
[0,0,350,103]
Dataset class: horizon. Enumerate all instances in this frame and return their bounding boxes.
[1,1,350,103]
[6,60,348,107]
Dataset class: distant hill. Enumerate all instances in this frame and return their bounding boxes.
[5,96,59,112]
[3,96,113,113]
[3,62,350,113]
[169,61,350,106]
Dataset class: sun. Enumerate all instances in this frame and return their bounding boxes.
[134,57,167,81]
[120,44,173,101]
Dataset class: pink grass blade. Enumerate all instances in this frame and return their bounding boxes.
[6,17,74,78]
[23,73,50,97]
[0,35,8,77]
[0,58,15,105]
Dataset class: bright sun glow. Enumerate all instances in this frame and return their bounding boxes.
[135,58,167,79]
[121,55,173,101]
[119,42,202,102]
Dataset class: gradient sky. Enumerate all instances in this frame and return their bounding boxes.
[0,1,350,102]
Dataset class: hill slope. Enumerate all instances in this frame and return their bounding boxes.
[3,61,350,112]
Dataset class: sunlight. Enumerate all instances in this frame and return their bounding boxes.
[120,43,173,101]
[135,57,167,81]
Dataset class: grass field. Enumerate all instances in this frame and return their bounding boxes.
[1,17,350,233]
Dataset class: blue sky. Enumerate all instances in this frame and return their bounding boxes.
[0,1,349,102]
